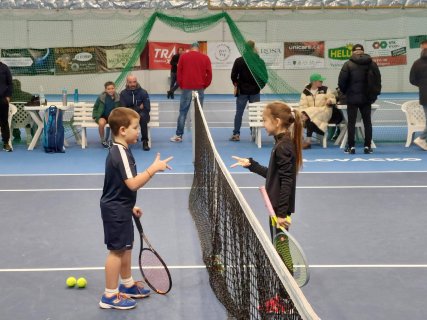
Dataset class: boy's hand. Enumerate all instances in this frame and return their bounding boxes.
[150,153,173,173]
[230,156,250,168]
[277,216,292,230]
[133,206,143,218]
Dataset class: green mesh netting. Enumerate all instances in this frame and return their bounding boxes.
[115,11,298,96]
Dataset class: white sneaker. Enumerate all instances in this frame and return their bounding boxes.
[170,135,182,142]
[414,137,427,150]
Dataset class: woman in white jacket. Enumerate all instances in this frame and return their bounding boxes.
[298,73,336,149]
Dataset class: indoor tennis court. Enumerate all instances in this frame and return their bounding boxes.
[1,96,426,319]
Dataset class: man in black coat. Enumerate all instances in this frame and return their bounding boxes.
[167,47,183,100]
[410,40,427,151]
[338,44,381,154]
[230,40,268,141]
[0,61,13,152]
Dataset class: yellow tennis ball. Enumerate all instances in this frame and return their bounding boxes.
[76,277,87,288]
[66,276,77,287]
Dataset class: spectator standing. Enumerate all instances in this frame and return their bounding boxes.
[0,61,13,152]
[338,44,381,154]
[120,74,151,151]
[409,40,427,151]
[170,42,212,142]
[167,47,183,99]
[230,40,268,142]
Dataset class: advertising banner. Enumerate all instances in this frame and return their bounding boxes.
[409,35,427,49]
[326,41,365,68]
[96,44,141,72]
[54,47,97,74]
[365,39,407,67]
[257,42,283,69]
[0,48,54,75]
[148,42,191,70]
[207,42,241,69]
[284,41,325,69]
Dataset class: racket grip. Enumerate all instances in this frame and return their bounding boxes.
[133,215,143,233]
[259,186,276,217]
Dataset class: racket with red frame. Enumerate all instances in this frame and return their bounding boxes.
[133,216,172,294]
[259,186,310,287]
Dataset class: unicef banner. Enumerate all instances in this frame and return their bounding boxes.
[257,42,283,69]
[0,48,54,75]
[326,41,365,68]
[284,41,325,69]
[54,47,97,74]
[365,39,407,67]
[207,42,241,70]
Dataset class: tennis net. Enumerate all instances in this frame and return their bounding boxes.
[188,93,320,320]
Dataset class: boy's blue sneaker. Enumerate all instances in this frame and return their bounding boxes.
[99,293,136,310]
[119,281,151,298]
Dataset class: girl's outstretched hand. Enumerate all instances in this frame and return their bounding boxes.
[230,156,251,168]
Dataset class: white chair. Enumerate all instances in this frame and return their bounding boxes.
[401,100,426,147]
[7,103,18,149]
[10,101,34,145]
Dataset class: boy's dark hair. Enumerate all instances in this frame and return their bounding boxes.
[108,107,139,137]
[421,40,427,46]
[104,81,115,88]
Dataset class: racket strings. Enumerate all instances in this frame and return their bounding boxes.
[141,249,171,293]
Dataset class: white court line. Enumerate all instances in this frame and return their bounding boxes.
[1,171,427,178]
[2,185,427,192]
[383,100,404,106]
[1,264,426,272]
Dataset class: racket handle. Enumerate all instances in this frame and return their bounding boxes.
[133,215,143,233]
[259,186,275,217]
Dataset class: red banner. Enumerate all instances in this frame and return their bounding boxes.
[148,42,191,70]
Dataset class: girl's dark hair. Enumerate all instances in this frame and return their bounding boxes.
[265,101,303,172]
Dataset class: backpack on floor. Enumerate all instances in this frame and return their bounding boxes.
[43,106,65,153]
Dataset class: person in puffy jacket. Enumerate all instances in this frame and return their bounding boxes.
[338,44,381,155]
[409,41,427,151]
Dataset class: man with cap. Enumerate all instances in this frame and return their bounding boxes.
[170,42,212,142]
[229,40,267,142]
[338,44,381,154]
[409,40,427,151]
[298,73,336,149]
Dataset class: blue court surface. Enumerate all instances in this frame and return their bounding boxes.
[0,94,426,320]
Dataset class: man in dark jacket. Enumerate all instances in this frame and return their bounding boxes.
[230,40,268,141]
[0,61,13,152]
[409,41,427,151]
[167,47,183,99]
[338,44,381,154]
[120,74,151,151]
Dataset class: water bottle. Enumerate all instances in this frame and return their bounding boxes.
[39,85,46,106]
[62,88,67,106]
[74,89,79,104]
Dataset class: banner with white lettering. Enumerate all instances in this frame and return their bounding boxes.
[148,42,191,70]
[284,41,325,69]
[257,42,283,69]
[326,40,365,68]
[207,42,241,69]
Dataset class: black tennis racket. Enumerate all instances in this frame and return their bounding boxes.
[133,215,172,294]
[259,186,310,287]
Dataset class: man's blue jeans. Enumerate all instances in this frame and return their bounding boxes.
[233,93,260,135]
[176,89,204,137]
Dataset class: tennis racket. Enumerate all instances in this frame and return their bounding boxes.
[259,186,310,287]
[133,215,172,294]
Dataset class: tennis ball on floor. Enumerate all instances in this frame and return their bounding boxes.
[66,276,77,288]
[76,277,87,288]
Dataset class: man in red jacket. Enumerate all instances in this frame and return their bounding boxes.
[170,42,212,142]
